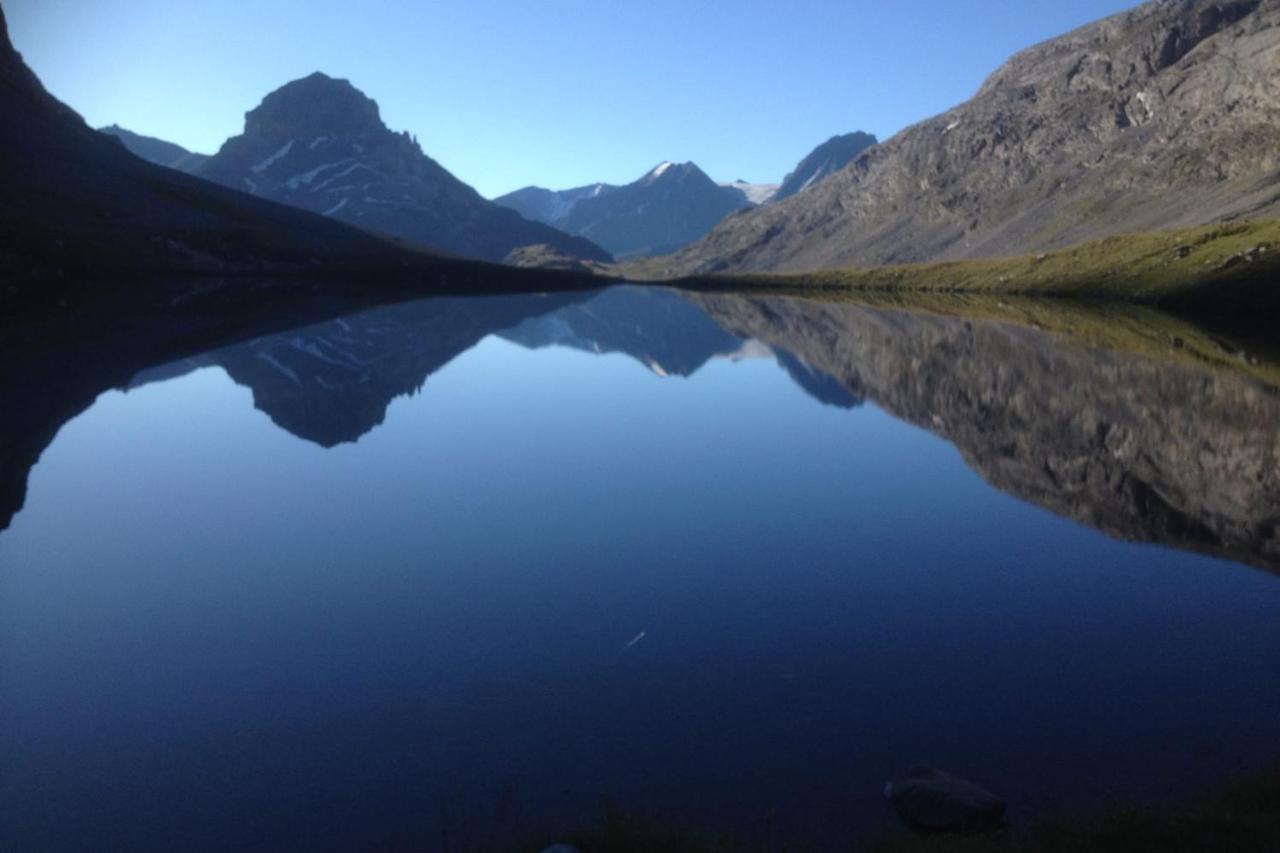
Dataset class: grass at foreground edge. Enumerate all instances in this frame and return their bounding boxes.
[661,219,1280,317]
[518,761,1280,853]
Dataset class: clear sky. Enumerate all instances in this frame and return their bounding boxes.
[7,0,1138,198]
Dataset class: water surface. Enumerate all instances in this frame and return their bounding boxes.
[3,286,1279,851]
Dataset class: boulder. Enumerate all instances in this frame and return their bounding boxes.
[884,765,1006,833]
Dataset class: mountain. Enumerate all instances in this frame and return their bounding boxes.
[494,183,615,225]
[496,162,754,259]
[99,124,209,172]
[658,0,1280,274]
[554,161,753,258]
[192,72,610,264]
[772,131,877,201]
[0,5,459,277]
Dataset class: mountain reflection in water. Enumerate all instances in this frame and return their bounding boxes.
[108,286,1280,572]
[2,284,1279,852]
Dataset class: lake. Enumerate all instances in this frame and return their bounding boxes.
[2,285,1279,851]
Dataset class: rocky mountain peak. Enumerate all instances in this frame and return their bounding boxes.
[244,72,386,140]
[978,0,1262,98]
[638,160,718,189]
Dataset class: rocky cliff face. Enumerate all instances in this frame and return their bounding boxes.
[662,0,1280,274]
[693,293,1280,572]
[194,73,610,264]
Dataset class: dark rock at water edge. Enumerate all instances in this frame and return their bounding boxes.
[885,765,1007,834]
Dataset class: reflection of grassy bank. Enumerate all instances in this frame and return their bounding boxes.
[688,288,1280,390]
[659,219,1280,321]
[519,762,1280,852]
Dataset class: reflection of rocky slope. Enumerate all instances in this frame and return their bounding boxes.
[0,282,452,532]
[501,287,859,407]
[130,288,855,451]
[694,294,1280,572]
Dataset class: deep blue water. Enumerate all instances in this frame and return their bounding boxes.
[2,287,1279,851]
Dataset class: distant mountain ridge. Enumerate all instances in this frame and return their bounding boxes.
[773,132,877,201]
[495,183,615,225]
[99,124,209,172]
[496,161,752,258]
[192,72,610,263]
[657,0,1280,274]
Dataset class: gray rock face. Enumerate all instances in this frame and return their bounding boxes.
[692,293,1280,573]
[194,73,611,264]
[885,766,1006,833]
[663,0,1280,274]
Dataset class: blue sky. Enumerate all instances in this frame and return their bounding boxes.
[8,0,1138,197]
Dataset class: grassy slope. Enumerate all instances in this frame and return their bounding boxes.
[634,220,1280,315]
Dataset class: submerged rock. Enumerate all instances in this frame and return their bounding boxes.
[884,765,1006,833]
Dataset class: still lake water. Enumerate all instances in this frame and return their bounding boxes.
[2,286,1279,850]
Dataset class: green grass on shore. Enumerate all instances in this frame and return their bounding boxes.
[872,761,1280,853]
[518,762,1280,853]
[661,219,1280,313]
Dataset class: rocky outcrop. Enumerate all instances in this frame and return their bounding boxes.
[885,766,1006,834]
[194,73,610,264]
[661,0,1280,274]
[693,293,1280,572]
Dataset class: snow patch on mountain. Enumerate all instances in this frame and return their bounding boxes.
[285,159,357,190]
[721,181,779,205]
[251,140,294,174]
